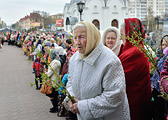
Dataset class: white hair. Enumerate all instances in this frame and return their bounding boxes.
[120,23,125,36]
[73,23,86,31]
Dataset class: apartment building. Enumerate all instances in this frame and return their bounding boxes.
[129,0,166,19]
[165,0,168,14]
[18,13,44,30]
[129,0,147,21]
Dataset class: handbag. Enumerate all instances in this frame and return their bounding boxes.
[40,80,53,94]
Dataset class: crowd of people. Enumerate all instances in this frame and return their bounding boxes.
[1,18,168,120]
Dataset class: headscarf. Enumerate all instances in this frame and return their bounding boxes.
[75,21,101,59]
[50,46,66,61]
[50,49,57,61]
[123,18,146,50]
[125,18,145,46]
[119,18,151,120]
[102,27,123,55]
[44,41,52,47]
[55,46,66,55]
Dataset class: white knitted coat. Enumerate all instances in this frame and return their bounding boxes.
[67,43,130,120]
[46,59,61,85]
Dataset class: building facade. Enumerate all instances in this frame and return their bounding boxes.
[129,0,147,21]
[129,0,166,20]
[63,0,129,31]
[0,18,6,28]
[50,13,64,31]
[18,13,44,30]
[164,0,168,14]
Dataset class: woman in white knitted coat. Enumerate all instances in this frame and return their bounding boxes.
[65,21,130,120]
[45,45,66,113]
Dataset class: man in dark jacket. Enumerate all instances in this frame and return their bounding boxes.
[144,33,154,48]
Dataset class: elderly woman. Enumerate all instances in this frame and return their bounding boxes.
[119,18,152,120]
[45,47,64,113]
[50,44,66,68]
[102,27,123,56]
[64,21,130,120]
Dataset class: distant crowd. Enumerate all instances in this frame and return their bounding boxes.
[0,30,77,119]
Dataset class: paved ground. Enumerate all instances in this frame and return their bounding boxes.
[0,43,65,120]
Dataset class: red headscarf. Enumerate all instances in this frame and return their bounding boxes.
[122,18,146,51]
[119,18,151,120]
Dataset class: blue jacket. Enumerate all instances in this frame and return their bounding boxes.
[58,73,69,97]
[151,55,168,91]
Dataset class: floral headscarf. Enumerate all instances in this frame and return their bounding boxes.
[123,18,146,49]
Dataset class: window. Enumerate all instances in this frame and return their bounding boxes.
[111,19,118,28]
[92,19,100,30]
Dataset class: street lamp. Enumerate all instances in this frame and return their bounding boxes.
[77,1,85,21]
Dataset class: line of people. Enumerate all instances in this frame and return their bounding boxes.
[22,33,77,120]
[10,17,168,120]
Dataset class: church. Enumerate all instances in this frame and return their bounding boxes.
[63,0,129,32]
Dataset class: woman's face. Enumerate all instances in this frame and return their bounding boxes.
[162,39,168,51]
[120,28,126,45]
[74,27,87,54]
[105,31,117,49]
[67,53,72,61]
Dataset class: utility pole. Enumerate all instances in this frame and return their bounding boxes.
[148,7,151,33]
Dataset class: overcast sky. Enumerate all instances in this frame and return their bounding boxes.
[0,0,71,26]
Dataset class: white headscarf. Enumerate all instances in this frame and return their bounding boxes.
[102,27,123,56]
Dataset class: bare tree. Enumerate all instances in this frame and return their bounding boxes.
[145,7,156,32]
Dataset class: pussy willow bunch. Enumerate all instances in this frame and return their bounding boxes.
[125,30,159,75]
[157,74,168,101]
[125,29,168,101]
[69,34,76,48]
[30,51,75,103]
